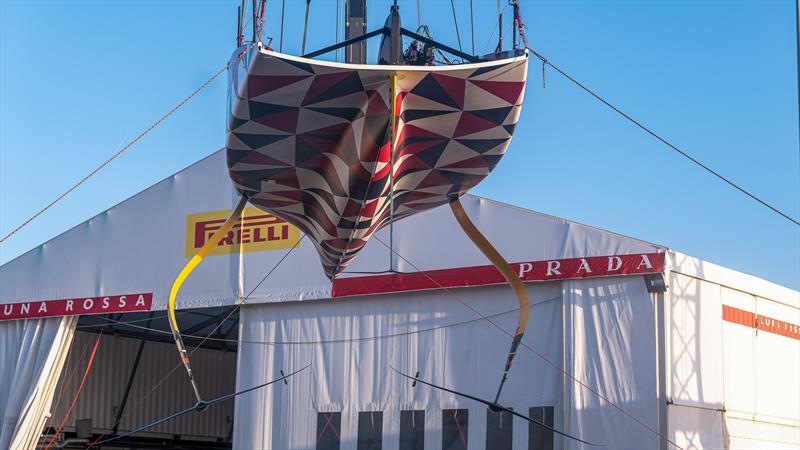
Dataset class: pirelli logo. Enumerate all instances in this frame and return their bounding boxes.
[185,207,299,257]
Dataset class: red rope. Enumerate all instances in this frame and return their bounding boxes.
[515,8,528,48]
[43,332,102,450]
[0,61,232,245]
[49,336,93,419]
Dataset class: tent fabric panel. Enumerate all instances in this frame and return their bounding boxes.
[563,277,659,450]
[233,282,564,449]
[0,316,77,450]
[1,148,668,317]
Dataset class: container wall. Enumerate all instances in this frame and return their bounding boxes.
[667,253,800,449]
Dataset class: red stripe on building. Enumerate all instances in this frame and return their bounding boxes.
[722,304,800,341]
[0,293,153,321]
[332,252,664,297]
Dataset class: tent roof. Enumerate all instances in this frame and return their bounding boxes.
[0,148,736,321]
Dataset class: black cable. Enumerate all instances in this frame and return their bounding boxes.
[301,0,311,54]
[526,48,800,227]
[449,0,462,53]
[87,235,304,445]
[795,1,799,163]
[92,364,311,446]
[391,367,600,446]
[81,298,559,345]
[469,0,475,55]
[373,234,685,450]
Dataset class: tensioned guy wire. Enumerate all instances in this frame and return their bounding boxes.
[88,235,303,446]
[372,234,685,450]
[0,53,249,244]
[81,298,558,345]
[526,48,799,227]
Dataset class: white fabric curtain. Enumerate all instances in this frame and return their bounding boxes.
[0,316,77,450]
[563,277,658,450]
[234,283,564,450]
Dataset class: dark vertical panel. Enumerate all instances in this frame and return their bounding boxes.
[317,412,342,450]
[357,411,383,450]
[486,408,513,450]
[528,406,554,450]
[345,0,367,63]
[442,409,469,450]
[399,410,425,450]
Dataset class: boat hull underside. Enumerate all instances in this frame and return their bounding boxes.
[226,49,529,278]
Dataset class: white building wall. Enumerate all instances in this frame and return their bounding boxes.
[667,252,800,450]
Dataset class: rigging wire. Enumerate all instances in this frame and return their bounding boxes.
[301,0,311,55]
[392,367,599,446]
[87,235,304,446]
[76,310,194,329]
[43,332,102,450]
[469,0,475,55]
[279,0,286,52]
[257,0,267,43]
[336,0,340,62]
[371,234,686,450]
[93,364,311,446]
[449,0,463,53]
[47,333,94,425]
[481,1,509,55]
[0,56,242,245]
[525,48,800,227]
[78,299,560,345]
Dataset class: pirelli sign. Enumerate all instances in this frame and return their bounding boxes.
[185,207,300,257]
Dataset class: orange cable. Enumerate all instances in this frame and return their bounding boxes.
[43,332,102,450]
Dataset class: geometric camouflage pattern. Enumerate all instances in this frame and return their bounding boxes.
[226,48,528,279]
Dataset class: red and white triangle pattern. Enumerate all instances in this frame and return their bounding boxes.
[226,50,528,278]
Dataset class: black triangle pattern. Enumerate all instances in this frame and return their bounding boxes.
[226,50,528,278]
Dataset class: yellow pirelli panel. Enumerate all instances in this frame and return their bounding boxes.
[185,207,300,258]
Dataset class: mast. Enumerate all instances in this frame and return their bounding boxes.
[512,0,518,50]
[497,0,503,52]
[345,0,367,63]
[389,2,401,64]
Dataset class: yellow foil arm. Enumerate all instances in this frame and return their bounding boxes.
[449,197,530,403]
[168,195,248,402]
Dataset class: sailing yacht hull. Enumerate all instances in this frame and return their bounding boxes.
[226,46,528,278]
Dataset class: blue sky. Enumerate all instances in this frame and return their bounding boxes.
[1,1,798,289]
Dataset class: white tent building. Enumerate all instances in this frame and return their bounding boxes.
[1,150,798,450]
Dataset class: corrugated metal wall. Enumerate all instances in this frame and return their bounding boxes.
[47,331,237,440]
